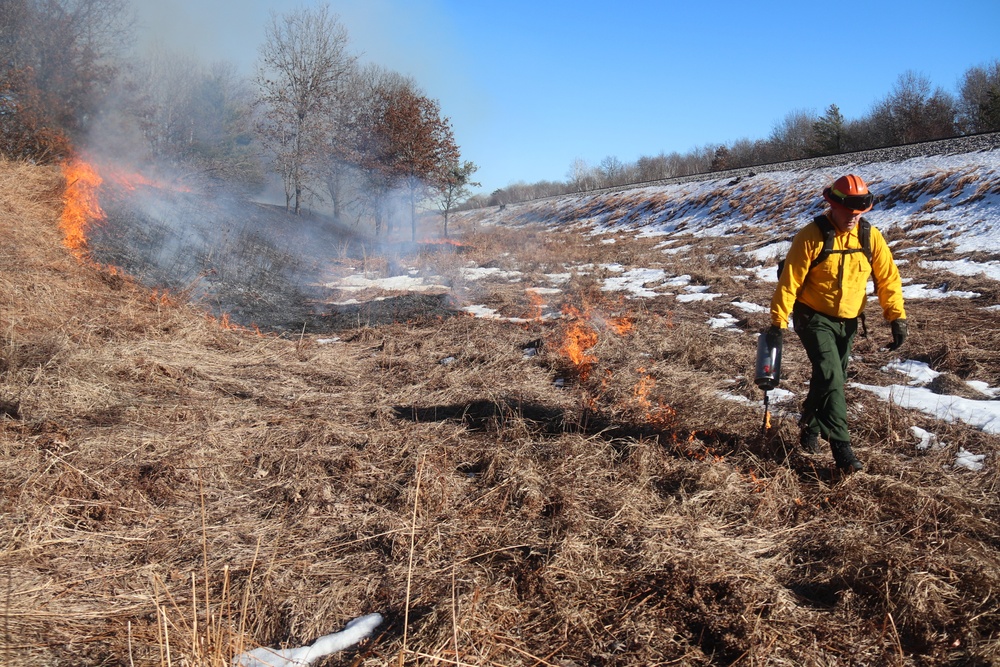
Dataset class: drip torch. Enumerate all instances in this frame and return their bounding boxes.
[755,330,782,433]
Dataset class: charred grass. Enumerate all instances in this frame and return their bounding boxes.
[2,161,1000,666]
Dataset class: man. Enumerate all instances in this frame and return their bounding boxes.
[768,174,907,473]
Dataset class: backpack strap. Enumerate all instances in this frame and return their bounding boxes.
[776,216,874,280]
[809,215,872,270]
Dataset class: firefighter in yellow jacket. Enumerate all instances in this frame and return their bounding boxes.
[768,174,907,473]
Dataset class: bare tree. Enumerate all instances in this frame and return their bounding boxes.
[958,60,1000,134]
[567,157,597,192]
[868,71,957,145]
[634,154,674,182]
[598,155,626,187]
[255,4,355,214]
[767,110,817,161]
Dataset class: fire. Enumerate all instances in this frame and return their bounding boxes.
[102,165,192,193]
[527,290,546,321]
[558,322,598,379]
[419,238,464,246]
[607,315,634,335]
[631,367,677,429]
[59,157,105,255]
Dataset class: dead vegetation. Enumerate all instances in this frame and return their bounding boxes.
[3,159,1000,667]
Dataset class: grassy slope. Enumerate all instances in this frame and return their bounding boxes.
[2,159,1000,666]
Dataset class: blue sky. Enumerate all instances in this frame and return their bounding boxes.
[135,0,1000,195]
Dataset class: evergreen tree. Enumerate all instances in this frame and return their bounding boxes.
[810,104,845,156]
[709,145,729,171]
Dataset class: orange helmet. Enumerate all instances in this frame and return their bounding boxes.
[823,174,874,213]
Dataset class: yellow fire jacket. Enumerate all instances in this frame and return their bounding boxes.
[770,215,906,328]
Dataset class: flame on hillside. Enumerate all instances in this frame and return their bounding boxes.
[59,158,196,257]
[551,304,720,460]
[59,157,105,255]
[633,367,677,429]
[557,305,599,380]
[607,315,634,335]
[101,166,193,193]
[527,290,546,321]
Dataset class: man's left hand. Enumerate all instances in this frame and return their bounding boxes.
[887,319,907,351]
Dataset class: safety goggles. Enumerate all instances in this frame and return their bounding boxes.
[830,188,874,211]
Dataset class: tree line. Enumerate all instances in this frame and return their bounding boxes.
[474,62,1000,209]
[0,1,478,238]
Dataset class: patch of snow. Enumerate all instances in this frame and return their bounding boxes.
[850,383,1000,434]
[234,613,382,667]
[911,425,940,451]
[902,283,980,299]
[601,268,667,298]
[730,301,768,313]
[955,447,985,472]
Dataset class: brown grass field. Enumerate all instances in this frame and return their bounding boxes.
[3,158,1000,666]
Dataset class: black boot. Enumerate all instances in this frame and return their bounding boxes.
[799,429,820,454]
[830,440,863,473]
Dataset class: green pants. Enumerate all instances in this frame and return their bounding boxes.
[793,305,857,443]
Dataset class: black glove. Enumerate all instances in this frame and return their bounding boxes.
[887,319,907,351]
[764,325,783,347]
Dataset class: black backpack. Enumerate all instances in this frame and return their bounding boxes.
[776,215,872,281]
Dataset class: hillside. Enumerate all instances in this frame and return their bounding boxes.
[2,149,1000,667]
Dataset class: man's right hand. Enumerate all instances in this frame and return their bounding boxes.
[765,325,783,347]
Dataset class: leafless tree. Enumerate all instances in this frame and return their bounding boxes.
[598,155,627,187]
[567,157,597,192]
[255,4,355,214]
[767,110,818,162]
[868,71,956,145]
[958,60,1000,134]
[634,154,674,182]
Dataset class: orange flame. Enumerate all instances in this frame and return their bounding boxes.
[559,323,598,379]
[527,290,546,321]
[607,315,635,335]
[103,165,193,193]
[631,368,677,429]
[59,158,105,255]
[420,238,464,246]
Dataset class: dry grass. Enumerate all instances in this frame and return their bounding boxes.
[3,159,1000,666]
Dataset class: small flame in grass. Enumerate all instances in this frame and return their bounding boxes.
[210,312,263,336]
[103,165,193,193]
[59,157,105,255]
[420,237,464,247]
[607,315,635,335]
[557,305,599,380]
[632,367,677,429]
[527,290,546,321]
[559,324,598,379]
[748,470,769,493]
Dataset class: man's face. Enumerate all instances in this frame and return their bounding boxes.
[828,205,862,233]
